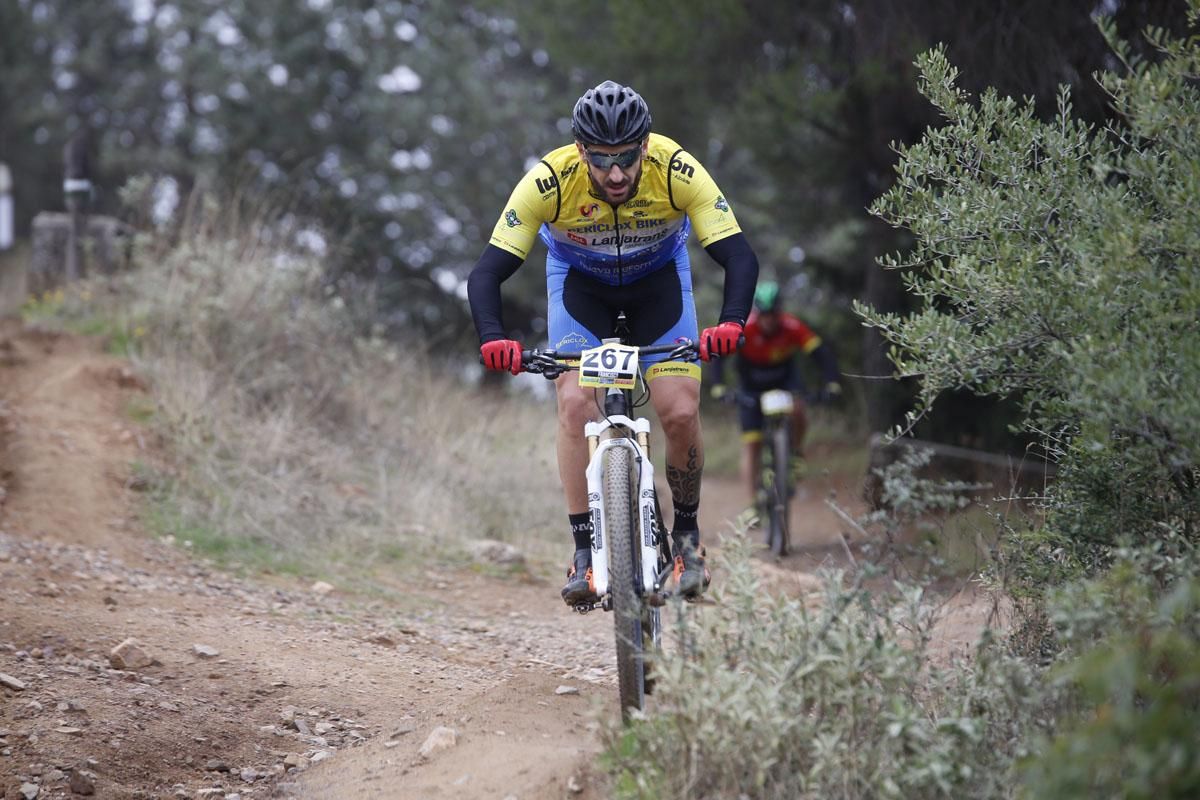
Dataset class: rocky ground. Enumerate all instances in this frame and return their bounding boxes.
[0,321,988,799]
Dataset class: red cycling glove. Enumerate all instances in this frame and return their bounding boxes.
[480,339,523,375]
[698,321,744,361]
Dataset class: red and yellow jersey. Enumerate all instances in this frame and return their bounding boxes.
[739,310,823,367]
[488,133,741,285]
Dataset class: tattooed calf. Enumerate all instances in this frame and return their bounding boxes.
[667,445,702,506]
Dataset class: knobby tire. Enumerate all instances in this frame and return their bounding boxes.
[769,423,791,557]
[605,444,644,720]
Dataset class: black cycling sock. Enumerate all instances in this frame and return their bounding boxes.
[569,512,593,552]
[672,502,700,548]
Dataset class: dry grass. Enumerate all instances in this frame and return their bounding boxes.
[31,202,568,582]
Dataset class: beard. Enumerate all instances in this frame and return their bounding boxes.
[590,166,642,206]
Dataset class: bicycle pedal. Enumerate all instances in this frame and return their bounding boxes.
[572,601,602,614]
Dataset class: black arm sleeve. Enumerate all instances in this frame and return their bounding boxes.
[466,244,525,344]
[703,232,759,325]
[810,341,841,386]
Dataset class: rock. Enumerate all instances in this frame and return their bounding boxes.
[54,726,84,736]
[390,721,416,737]
[310,581,334,595]
[568,774,584,794]
[279,705,299,723]
[69,769,97,795]
[239,767,258,783]
[204,758,230,772]
[310,751,332,764]
[313,722,335,735]
[0,672,26,691]
[293,718,311,736]
[282,753,308,770]
[467,539,526,566]
[554,685,580,695]
[418,726,458,759]
[191,644,220,659]
[109,638,153,670]
[19,782,39,800]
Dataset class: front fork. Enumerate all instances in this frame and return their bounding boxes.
[584,418,661,599]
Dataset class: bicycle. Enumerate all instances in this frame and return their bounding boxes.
[520,320,700,720]
[756,388,797,558]
[722,388,800,557]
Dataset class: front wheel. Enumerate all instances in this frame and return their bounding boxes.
[767,422,792,557]
[605,444,644,720]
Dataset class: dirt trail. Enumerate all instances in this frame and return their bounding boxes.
[0,321,988,799]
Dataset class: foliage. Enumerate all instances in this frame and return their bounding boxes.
[1022,538,1200,798]
[860,17,1200,558]
[604,535,1043,800]
[857,8,1200,797]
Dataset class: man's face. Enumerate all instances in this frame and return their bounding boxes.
[758,311,781,336]
[575,139,647,206]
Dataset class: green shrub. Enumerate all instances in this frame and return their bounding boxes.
[604,536,1043,800]
[854,7,1200,796]
[1021,540,1200,798]
[859,17,1200,561]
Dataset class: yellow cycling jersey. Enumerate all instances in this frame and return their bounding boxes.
[488,133,741,285]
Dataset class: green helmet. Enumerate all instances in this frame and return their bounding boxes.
[754,281,781,313]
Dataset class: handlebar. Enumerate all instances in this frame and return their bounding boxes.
[522,340,699,381]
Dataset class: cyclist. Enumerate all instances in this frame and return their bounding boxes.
[708,280,842,511]
[468,80,759,605]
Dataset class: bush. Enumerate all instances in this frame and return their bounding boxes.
[858,18,1200,560]
[604,535,1043,800]
[1022,538,1200,798]
[855,8,1200,797]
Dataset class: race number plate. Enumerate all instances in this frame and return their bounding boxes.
[578,342,639,390]
[760,389,795,416]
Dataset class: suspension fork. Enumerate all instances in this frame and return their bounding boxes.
[585,412,659,599]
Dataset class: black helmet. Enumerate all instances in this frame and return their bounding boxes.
[571,80,652,146]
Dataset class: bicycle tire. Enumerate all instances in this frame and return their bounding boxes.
[769,423,792,557]
[641,490,669,696]
[605,443,644,720]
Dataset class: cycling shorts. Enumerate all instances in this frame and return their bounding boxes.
[546,244,698,372]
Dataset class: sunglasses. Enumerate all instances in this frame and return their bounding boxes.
[583,144,642,170]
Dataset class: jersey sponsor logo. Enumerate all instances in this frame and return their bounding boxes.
[580,202,600,218]
[536,175,558,194]
[632,210,648,217]
[567,231,587,245]
[560,162,580,181]
[714,195,730,212]
[670,157,695,179]
[504,209,522,227]
[625,198,651,208]
[555,331,589,349]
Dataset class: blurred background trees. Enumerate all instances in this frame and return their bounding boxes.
[0,0,1187,441]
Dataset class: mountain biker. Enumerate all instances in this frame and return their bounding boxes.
[467,80,759,605]
[708,280,842,511]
